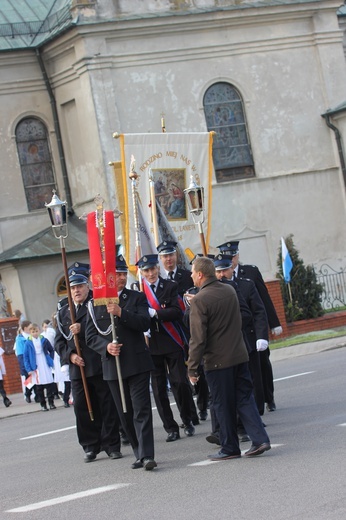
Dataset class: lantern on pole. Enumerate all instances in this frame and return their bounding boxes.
[184,176,207,256]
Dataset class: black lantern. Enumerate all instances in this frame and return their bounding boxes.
[45,190,68,240]
[184,176,207,256]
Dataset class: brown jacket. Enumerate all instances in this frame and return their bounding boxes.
[188,276,248,376]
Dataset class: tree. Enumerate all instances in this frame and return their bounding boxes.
[277,235,324,322]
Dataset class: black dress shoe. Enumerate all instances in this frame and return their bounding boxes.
[199,410,208,421]
[40,405,48,412]
[142,457,157,471]
[64,401,70,408]
[25,396,31,404]
[184,423,195,437]
[207,450,241,461]
[131,459,143,469]
[238,433,251,443]
[266,401,276,412]
[4,397,12,407]
[192,418,200,426]
[206,432,220,445]
[245,443,271,457]
[49,403,57,410]
[84,451,97,463]
[108,451,123,459]
[166,431,180,442]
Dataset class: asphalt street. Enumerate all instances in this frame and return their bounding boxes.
[1,336,346,520]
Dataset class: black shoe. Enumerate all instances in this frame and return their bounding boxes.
[142,457,157,471]
[49,403,57,410]
[245,443,271,457]
[64,401,70,408]
[4,397,12,408]
[84,451,97,463]
[206,432,220,445]
[207,450,241,461]
[34,396,40,403]
[40,405,48,412]
[131,459,143,469]
[192,418,200,426]
[108,451,123,459]
[199,410,208,421]
[25,396,31,404]
[266,401,276,412]
[166,431,180,442]
[120,434,130,446]
[184,423,195,437]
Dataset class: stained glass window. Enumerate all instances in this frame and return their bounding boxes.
[16,118,56,211]
[203,83,255,182]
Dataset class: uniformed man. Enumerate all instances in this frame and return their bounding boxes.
[137,253,196,441]
[217,241,282,412]
[86,255,157,471]
[55,265,121,463]
[157,241,205,423]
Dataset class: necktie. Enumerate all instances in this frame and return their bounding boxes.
[76,304,81,312]
[150,284,156,293]
[169,271,174,280]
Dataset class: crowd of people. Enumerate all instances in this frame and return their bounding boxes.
[6,240,282,471]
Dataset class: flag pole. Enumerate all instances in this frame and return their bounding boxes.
[149,168,160,247]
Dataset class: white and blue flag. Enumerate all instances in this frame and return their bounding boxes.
[281,237,293,283]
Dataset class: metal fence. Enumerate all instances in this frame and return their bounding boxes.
[314,264,346,311]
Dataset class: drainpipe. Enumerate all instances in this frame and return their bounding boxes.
[322,113,346,190]
[35,47,74,215]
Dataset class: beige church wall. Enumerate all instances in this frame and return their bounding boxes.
[210,166,346,279]
[0,51,67,251]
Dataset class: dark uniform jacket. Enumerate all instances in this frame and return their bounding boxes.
[235,277,269,352]
[188,277,248,376]
[55,291,103,380]
[146,277,184,355]
[85,288,154,380]
[238,264,281,329]
[170,267,194,297]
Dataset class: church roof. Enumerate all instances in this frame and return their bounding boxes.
[0,0,75,51]
[0,215,88,264]
[322,101,346,117]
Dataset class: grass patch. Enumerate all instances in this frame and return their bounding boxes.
[270,327,346,350]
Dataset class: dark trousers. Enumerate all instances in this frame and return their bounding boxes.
[151,350,192,433]
[0,380,8,402]
[108,371,154,461]
[259,348,275,403]
[35,383,55,406]
[71,375,120,454]
[248,351,265,415]
[206,363,269,455]
[63,381,71,403]
[195,365,210,413]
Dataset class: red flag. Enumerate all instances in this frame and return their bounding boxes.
[87,210,118,305]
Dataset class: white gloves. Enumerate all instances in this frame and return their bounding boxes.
[148,308,157,318]
[144,330,151,338]
[61,364,69,373]
[256,339,268,352]
[271,326,283,336]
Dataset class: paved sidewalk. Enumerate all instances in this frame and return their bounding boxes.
[1,335,346,420]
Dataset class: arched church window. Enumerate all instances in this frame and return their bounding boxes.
[203,82,255,182]
[15,117,56,211]
[57,276,67,298]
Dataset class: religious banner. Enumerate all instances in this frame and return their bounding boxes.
[116,132,214,271]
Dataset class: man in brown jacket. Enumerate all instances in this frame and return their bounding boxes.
[187,256,271,460]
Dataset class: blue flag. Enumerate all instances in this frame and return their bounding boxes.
[281,237,293,283]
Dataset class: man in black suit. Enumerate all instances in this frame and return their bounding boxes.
[55,268,121,463]
[86,255,157,471]
[217,241,283,412]
[137,253,196,441]
[214,254,268,416]
[157,241,206,423]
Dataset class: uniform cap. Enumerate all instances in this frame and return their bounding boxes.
[136,254,159,269]
[157,241,177,255]
[67,262,90,278]
[116,255,128,272]
[216,241,239,256]
[213,254,234,271]
[69,274,89,287]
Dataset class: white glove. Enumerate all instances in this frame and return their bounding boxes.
[148,308,157,318]
[61,364,69,374]
[271,326,283,336]
[144,330,151,338]
[256,339,268,352]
